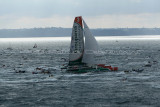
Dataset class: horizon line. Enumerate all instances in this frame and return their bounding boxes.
[0,27,160,30]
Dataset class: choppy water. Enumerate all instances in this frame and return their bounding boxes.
[1,36,160,107]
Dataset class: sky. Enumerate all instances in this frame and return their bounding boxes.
[0,0,160,29]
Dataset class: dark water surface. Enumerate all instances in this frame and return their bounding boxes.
[0,36,160,107]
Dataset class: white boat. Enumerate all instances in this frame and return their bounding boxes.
[33,43,37,48]
[67,16,118,73]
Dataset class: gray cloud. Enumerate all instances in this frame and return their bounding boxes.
[0,0,160,29]
[0,0,160,18]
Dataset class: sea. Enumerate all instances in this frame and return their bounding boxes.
[0,36,160,107]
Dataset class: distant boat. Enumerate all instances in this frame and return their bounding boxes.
[6,47,13,50]
[66,16,118,73]
[144,63,152,67]
[33,43,37,48]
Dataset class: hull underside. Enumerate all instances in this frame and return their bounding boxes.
[66,65,110,73]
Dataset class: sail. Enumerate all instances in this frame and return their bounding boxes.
[33,43,37,48]
[82,20,106,65]
[69,16,84,65]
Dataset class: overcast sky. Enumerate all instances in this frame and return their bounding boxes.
[0,0,160,29]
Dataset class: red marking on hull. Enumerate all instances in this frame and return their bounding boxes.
[74,16,83,27]
[98,64,118,71]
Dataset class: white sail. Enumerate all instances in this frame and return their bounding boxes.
[69,16,84,65]
[82,20,106,65]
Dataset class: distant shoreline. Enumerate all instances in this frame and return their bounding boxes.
[0,27,160,38]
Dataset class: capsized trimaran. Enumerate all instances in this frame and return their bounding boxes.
[66,16,118,73]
